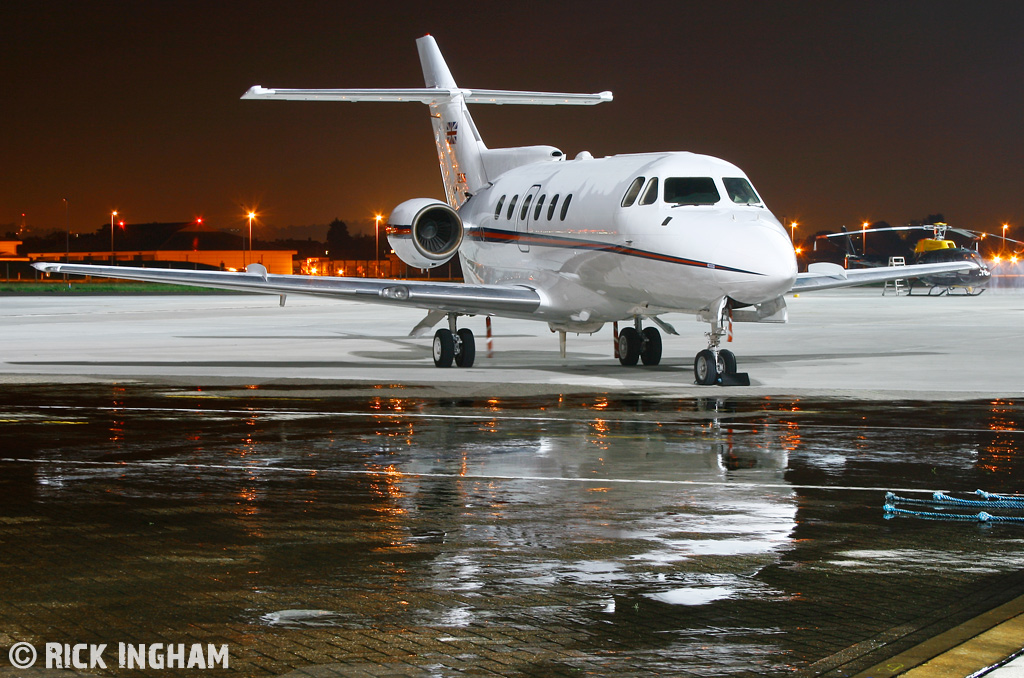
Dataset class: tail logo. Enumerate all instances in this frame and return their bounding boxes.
[446,121,458,145]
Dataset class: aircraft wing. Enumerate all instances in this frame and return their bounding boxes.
[31,262,541,317]
[790,260,980,293]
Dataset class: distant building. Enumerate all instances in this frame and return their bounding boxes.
[1,240,30,280]
[27,221,296,275]
[0,240,23,258]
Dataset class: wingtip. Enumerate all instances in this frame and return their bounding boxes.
[241,85,273,99]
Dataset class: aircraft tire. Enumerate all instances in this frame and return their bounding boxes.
[433,329,455,367]
[618,327,642,366]
[719,349,737,375]
[455,328,476,367]
[694,350,718,385]
[640,327,662,366]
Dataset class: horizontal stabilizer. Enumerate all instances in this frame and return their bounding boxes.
[242,86,612,106]
[465,89,612,105]
[242,34,612,206]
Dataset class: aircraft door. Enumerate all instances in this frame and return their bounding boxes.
[516,184,542,253]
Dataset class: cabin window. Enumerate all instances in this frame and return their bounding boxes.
[533,194,546,220]
[664,177,720,205]
[506,194,519,220]
[519,194,534,220]
[494,195,506,220]
[560,194,573,221]
[547,194,560,220]
[639,177,659,205]
[723,178,762,205]
[620,177,645,207]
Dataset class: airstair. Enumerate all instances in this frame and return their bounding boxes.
[882,256,906,295]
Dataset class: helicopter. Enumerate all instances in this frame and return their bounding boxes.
[814,223,1022,296]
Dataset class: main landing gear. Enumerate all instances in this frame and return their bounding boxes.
[694,300,749,386]
[432,313,475,368]
[616,318,663,366]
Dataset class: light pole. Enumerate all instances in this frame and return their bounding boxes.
[62,198,70,286]
[375,214,382,276]
[63,199,69,263]
[110,211,118,264]
[862,221,869,253]
[790,221,798,242]
[247,211,256,266]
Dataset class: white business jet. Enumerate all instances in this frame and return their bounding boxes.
[34,35,978,385]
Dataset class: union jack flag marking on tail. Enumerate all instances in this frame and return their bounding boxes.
[446,121,458,144]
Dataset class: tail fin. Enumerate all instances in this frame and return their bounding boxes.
[242,35,612,208]
[840,225,858,256]
[415,35,488,207]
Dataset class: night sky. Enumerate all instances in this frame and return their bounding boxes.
[5,1,1024,240]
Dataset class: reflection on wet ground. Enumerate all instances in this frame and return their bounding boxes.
[0,385,1022,677]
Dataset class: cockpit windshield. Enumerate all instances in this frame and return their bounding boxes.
[665,177,720,206]
[723,177,762,206]
[935,248,986,266]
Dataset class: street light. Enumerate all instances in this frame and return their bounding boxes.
[110,211,118,264]
[862,221,869,253]
[790,220,798,242]
[247,211,256,266]
[375,213,383,277]
[63,198,70,286]
[62,199,69,264]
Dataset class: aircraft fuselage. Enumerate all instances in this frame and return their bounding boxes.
[457,151,798,330]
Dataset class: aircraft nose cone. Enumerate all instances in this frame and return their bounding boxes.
[716,223,797,304]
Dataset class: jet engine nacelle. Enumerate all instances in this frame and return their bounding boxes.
[386,199,463,269]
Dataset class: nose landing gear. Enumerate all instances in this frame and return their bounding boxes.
[694,347,742,385]
[694,299,749,386]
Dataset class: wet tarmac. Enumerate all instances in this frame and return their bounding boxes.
[1,384,1023,676]
[5,290,1024,399]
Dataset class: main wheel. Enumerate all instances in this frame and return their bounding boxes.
[455,328,476,367]
[640,327,662,366]
[694,349,718,385]
[433,329,455,367]
[719,349,737,375]
[617,327,642,366]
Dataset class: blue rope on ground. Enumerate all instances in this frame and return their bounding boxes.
[883,504,1024,523]
[885,492,940,507]
[976,489,1024,503]
[931,492,1024,509]
[883,490,1024,523]
[884,491,1024,510]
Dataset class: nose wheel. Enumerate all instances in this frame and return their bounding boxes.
[694,350,716,385]
[694,348,741,385]
[694,299,749,386]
